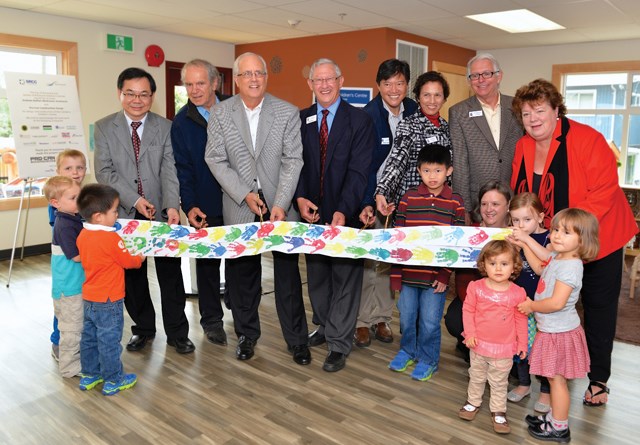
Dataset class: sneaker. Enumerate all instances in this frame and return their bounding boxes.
[102,373,137,396]
[51,344,59,362]
[411,362,438,381]
[389,350,414,372]
[79,374,104,391]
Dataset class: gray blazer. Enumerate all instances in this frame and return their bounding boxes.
[205,93,303,225]
[449,94,523,213]
[94,110,180,220]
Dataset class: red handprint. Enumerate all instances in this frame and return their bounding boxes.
[122,220,139,234]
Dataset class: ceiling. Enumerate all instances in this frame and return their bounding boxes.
[2,0,640,50]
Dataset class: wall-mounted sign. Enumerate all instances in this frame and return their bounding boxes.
[106,34,134,53]
[340,87,372,108]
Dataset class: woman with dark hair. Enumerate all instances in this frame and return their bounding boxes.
[511,78,638,407]
[374,71,451,215]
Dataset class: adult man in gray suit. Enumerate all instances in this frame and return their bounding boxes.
[205,52,311,365]
[449,53,523,220]
[94,67,195,354]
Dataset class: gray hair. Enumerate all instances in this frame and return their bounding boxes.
[466,53,501,77]
[233,52,267,77]
[181,59,220,85]
[308,58,342,79]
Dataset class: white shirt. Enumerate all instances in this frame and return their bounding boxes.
[124,113,148,140]
[478,94,501,149]
[242,98,264,188]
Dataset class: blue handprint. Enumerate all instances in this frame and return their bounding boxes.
[445,227,465,245]
[241,224,258,241]
[459,247,480,265]
[374,231,392,242]
[169,225,190,238]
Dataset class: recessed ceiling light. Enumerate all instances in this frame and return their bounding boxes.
[466,9,565,33]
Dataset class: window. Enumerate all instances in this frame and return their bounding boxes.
[553,62,640,187]
[396,40,428,92]
[0,34,77,209]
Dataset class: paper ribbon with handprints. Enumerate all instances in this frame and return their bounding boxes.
[115,219,511,268]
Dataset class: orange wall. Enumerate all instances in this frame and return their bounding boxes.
[236,27,475,109]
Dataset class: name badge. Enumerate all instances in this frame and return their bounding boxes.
[381,137,390,145]
[469,110,483,118]
[306,115,317,124]
[426,136,438,144]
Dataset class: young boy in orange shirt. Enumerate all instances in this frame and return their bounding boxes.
[76,183,144,395]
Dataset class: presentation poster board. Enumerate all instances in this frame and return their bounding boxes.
[4,72,89,178]
[339,88,372,107]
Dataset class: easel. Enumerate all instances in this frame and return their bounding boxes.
[6,177,35,287]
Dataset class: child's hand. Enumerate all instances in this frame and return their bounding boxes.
[432,280,447,293]
[518,350,528,360]
[518,298,534,314]
[464,336,477,348]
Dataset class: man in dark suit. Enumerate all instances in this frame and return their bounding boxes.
[449,53,523,220]
[205,52,311,365]
[171,59,229,347]
[355,59,417,348]
[296,58,375,372]
[94,67,195,354]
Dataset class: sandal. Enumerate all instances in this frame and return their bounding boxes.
[583,381,609,406]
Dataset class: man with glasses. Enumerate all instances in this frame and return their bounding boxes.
[171,59,229,348]
[296,58,375,372]
[205,52,311,366]
[449,53,523,219]
[94,67,194,354]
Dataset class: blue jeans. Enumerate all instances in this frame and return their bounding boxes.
[397,284,446,366]
[80,299,124,383]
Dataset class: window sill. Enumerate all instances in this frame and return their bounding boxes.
[0,196,48,211]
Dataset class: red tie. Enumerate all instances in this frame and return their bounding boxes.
[131,121,144,197]
[319,109,329,197]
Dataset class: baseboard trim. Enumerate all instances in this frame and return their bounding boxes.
[0,244,50,261]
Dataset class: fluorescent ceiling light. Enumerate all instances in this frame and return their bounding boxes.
[466,9,564,33]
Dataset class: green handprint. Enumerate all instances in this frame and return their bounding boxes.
[149,223,171,236]
[224,227,242,242]
[356,232,373,244]
[346,246,368,257]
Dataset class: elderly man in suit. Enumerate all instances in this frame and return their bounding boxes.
[94,67,195,354]
[205,52,311,365]
[449,53,523,220]
[171,59,229,347]
[296,58,375,372]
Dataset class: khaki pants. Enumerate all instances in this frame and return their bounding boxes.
[466,350,512,412]
[356,216,394,327]
[53,294,83,378]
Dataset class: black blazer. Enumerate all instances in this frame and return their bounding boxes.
[295,100,375,227]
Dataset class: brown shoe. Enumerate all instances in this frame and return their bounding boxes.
[353,327,371,348]
[491,412,511,434]
[374,322,393,343]
[458,403,480,421]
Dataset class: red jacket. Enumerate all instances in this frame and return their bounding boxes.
[511,118,637,260]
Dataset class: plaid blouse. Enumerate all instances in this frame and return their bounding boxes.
[374,110,451,207]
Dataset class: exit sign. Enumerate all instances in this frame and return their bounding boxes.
[106,34,133,52]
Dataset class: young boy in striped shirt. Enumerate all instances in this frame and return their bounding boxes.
[389,144,465,381]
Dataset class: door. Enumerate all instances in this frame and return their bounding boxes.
[432,61,472,121]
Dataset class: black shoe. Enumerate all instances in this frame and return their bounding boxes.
[308,329,326,347]
[167,337,195,354]
[288,344,311,365]
[236,336,255,360]
[525,414,546,428]
[126,334,154,351]
[205,325,227,345]
[528,422,571,443]
[322,351,346,372]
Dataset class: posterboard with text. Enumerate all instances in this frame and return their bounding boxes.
[4,72,90,178]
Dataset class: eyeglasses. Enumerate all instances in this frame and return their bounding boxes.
[310,76,340,85]
[236,70,267,79]
[121,91,152,100]
[468,70,500,81]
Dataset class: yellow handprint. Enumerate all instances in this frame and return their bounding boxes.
[208,227,226,242]
[272,221,292,236]
[247,238,265,254]
[405,229,422,243]
[339,227,358,242]
[138,221,153,233]
[491,228,513,240]
[413,247,434,263]
[324,242,345,255]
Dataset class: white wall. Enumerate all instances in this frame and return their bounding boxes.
[488,38,640,96]
[0,7,234,251]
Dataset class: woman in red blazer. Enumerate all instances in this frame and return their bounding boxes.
[511,79,638,408]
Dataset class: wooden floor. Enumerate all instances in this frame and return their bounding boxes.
[0,254,638,445]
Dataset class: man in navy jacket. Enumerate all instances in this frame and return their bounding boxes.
[171,59,229,347]
[296,58,375,372]
[356,59,417,348]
